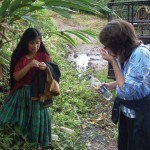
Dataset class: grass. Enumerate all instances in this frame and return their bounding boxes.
[50,13,118,150]
[49,13,117,149]
[71,13,108,32]
[0,13,117,150]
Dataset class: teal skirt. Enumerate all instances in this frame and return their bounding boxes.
[0,85,51,148]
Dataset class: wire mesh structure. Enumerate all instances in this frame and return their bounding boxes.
[107,0,150,79]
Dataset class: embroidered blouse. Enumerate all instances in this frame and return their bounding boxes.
[116,44,150,118]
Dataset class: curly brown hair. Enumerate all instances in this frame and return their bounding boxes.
[99,19,140,63]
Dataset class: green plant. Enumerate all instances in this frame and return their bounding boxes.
[0,125,37,149]
[0,5,117,149]
[0,0,113,49]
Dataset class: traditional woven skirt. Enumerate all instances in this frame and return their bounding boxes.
[0,85,51,148]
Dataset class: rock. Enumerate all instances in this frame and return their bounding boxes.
[52,134,59,141]
[60,126,75,135]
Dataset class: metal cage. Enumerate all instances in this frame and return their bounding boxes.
[107,0,150,79]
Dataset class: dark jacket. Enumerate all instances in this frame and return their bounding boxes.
[31,62,61,108]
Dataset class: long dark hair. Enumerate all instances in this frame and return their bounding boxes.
[99,19,140,63]
[10,28,49,88]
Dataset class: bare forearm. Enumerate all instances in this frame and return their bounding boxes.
[109,81,117,89]
[111,60,125,89]
[100,48,125,89]
[13,64,31,81]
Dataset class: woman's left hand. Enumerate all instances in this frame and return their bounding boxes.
[39,62,47,70]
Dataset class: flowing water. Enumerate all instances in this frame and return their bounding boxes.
[67,44,108,73]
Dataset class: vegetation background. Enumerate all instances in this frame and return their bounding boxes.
[0,0,139,149]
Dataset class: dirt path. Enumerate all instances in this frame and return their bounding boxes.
[52,15,108,72]
[52,15,117,150]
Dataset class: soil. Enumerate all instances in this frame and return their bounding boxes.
[52,15,117,150]
[52,15,108,72]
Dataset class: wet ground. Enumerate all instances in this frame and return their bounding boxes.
[52,15,117,150]
[52,15,108,72]
[67,44,108,72]
[52,15,150,150]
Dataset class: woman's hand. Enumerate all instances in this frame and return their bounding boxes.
[101,81,117,90]
[14,59,40,81]
[29,59,40,68]
[100,48,115,63]
[39,62,47,70]
[100,48,125,89]
[97,81,117,93]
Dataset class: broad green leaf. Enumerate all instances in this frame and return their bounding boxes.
[0,0,11,16]
[61,32,77,47]
[64,30,91,43]
[78,30,98,38]
[28,5,44,12]
[0,56,9,65]
[21,15,37,24]
[42,6,72,18]
[42,0,102,15]
[51,31,77,47]
[9,4,31,15]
